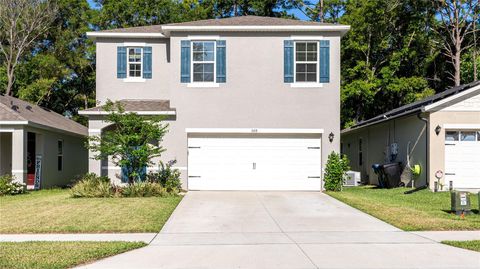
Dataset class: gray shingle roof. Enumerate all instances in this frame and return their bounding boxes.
[163,16,337,27]
[81,99,175,113]
[0,95,88,136]
[343,80,480,132]
[94,15,344,33]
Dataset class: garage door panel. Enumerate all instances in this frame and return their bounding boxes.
[188,135,321,191]
[445,137,480,189]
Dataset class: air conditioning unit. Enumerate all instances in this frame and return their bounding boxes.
[344,171,361,186]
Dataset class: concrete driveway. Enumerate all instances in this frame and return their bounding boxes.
[79,192,480,269]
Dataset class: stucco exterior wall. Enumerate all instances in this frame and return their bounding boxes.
[428,111,480,191]
[341,114,427,187]
[92,32,342,189]
[0,124,87,188]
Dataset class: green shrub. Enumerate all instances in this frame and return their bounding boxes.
[70,173,115,198]
[147,160,182,193]
[324,152,350,191]
[0,174,26,196]
[121,182,167,197]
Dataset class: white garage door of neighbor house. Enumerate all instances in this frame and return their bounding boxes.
[445,130,480,189]
[187,135,322,191]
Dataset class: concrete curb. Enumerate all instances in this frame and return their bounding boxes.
[0,233,157,243]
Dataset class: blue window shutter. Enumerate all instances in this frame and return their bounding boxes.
[121,165,129,183]
[319,40,330,83]
[140,165,147,181]
[284,40,294,83]
[180,40,191,83]
[117,46,127,78]
[216,40,226,83]
[143,47,152,79]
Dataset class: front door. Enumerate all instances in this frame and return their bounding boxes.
[27,132,36,186]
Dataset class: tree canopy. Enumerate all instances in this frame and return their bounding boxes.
[0,0,478,128]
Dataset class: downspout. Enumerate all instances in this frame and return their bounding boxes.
[405,110,429,194]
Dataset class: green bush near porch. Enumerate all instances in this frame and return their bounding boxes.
[327,186,480,231]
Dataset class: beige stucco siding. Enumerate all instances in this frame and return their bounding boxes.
[342,114,427,187]
[92,32,342,189]
[0,124,87,188]
[428,111,480,190]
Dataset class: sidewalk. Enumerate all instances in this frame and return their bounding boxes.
[0,233,156,243]
[1,231,478,244]
[410,231,480,242]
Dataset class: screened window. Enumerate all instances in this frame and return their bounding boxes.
[57,140,63,171]
[128,48,142,77]
[358,138,363,166]
[460,131,476,141]
[295,42,318,82]
[192,41,215,82]
[445,131,459,141]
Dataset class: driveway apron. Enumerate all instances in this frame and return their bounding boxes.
[77,192,480,269]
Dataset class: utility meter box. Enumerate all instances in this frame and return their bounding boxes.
[450,191,471,215]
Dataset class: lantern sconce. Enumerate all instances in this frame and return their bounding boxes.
[328,132,335,143]
[435,125,441,135]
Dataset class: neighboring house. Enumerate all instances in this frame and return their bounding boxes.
[341,81,480,192]
[80,16,350,191]
[0,95,88,189]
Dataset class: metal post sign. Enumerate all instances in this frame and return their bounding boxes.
[34,155,42,190]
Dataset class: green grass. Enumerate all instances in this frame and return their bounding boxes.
[442,240,480,252]
[0,241,146,269]
[327,186,480,231]
[0,189,182,233]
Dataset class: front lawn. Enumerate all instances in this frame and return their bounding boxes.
[0,189,182,233]
[442,240,480,252]
[327,186,480,231]
[0,241,146,269]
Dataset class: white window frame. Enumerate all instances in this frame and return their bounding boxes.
[190,40,217,86]
[293,41,320,84]
[127,47,143,79]
[57,139,63,171]
[445,130,480,142]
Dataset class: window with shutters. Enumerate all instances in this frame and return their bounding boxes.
[191,41,215,82]
[294,41,318,83]
[127,47,142,78]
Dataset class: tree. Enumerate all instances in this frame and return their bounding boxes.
[0,0,57,96]
[433,0,479,86]
[87,101,168,184]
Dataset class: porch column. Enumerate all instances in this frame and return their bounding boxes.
[88,129,102,175]
[11,128,26,184]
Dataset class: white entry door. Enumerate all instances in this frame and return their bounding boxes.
[444,130,480,189]
[187,135,321,190]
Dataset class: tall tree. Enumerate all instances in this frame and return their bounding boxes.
[433,0,479,86]
[0,0,57,96]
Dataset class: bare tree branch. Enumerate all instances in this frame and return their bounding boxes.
[0,0,57,96]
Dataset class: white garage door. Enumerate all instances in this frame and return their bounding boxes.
[445,130,480,189]
[187,135,321,191]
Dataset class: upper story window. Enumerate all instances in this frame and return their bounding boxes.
[192,41,215,82]
[128,47,142,78]
[117,46,152,80]
[295,42,318,83]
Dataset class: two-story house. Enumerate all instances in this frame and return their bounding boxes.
[80,16,350,191]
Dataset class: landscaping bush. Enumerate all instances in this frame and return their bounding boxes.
[324,152,350,191]
[0,174,26,196]
[70,173,115,198]
[147,160,182,193]
[121,182,167,197]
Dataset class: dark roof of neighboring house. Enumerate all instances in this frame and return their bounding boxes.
[343,80,480,132]
[0,95,88,136]
[95,15,344,33]
[80,99,175,113]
